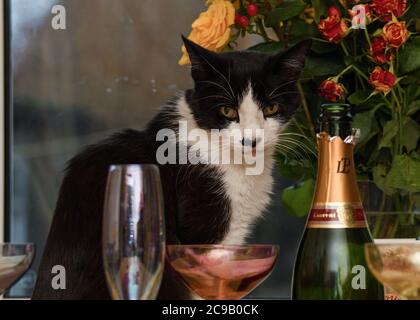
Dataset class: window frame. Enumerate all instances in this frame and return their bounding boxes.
[1,0,6,243]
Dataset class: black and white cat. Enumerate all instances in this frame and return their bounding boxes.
[32,37,311,299]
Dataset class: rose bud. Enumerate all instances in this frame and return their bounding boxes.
[327,6,342,18]
[318,16,349,43]
[371,0,407,22]
[368,67,396,93]
[318,79,346,102]
[383,21,409,48]
[370,36,395,64]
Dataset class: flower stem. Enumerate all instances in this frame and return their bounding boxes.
[336,65,353,78]
[297,81,316,140]
[352,64,369,81]
[363,27,372,49]
[391,89,403,154]
[340,41,350,56]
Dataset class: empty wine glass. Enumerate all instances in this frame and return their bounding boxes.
[0,243,35,296]
[166,244,279,300]
[102,164,165,300]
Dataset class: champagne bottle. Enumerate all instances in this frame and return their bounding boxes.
[292,103,384,300]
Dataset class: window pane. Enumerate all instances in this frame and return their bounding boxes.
[8,0,305,298]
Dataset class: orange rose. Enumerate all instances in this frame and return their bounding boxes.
[383,21,409,48]
[179,0,235,65]
[368,67,396,93]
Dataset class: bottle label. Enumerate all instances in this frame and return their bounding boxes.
[307,202,367,228]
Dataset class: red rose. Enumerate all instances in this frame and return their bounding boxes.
[383,21,409,48]
[318,79,346,102]
[370,36,395,64]
[368,67,396,93]
[318,16,349,43]
[371,0,407,22]
[327,6,342,18]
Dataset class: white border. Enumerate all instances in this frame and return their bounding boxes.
[0,0,4,243]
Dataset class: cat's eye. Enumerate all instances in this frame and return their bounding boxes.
[220,107,238,120]
[263,104,279,117]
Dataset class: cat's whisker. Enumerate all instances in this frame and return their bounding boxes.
[267,77,313,97]
[192,95,233,103]
[276,141,316,172]
[196,55,236,99]
[276,144,307,164]
[196,80,235,100]
[277,140,315,165]
[278,132,315,146]
[277,137,316,157]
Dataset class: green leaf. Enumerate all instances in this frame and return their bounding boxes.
[247,41,285,53]
[406,84,420,104]
[302,52,346,77]
[402,0,420,21]
[402,118,420,152]
[265,0,306,27]
[372,164,394,195]
[407,100,420,116]
[310,38,337,54]
[385,155,420,193]
[348,91,372,105]
[399,37,420,74]
[281,179,314,217]
[311,0,327,23]
[379,119,399,149]
[353,111,379,148]
[291,19,319,38]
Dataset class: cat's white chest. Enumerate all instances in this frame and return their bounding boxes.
[220,163,274,245]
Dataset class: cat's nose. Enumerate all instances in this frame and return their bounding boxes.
[241,137,262,148]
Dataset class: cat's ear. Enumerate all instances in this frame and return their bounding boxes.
[181,35,221,81]
[267,39,312,82]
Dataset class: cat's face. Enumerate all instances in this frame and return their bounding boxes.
[183,37,311,163]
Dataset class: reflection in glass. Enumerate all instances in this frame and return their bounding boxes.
[102,164,165,300]
[0,243,35,295]
[166,244,279,300]
[365,243,420,300]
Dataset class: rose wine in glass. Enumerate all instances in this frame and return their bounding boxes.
[166,244,278,300]
[102,164,165,300]
[0,243,35,295]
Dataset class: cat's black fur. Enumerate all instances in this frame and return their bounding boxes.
[32,37,311,299]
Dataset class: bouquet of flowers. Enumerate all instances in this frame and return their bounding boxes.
[181,0,420,217]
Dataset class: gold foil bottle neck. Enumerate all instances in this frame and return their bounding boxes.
[313,131,362,206]
[316,131,358,145]
[308,131,366,228]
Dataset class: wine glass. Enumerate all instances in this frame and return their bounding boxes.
[0,243,35,296]
[365,242,420,300]
[102,164,165,300]
[166,244,279,300]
